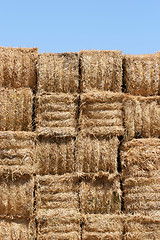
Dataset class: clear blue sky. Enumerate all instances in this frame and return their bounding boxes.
[0,0,160,54]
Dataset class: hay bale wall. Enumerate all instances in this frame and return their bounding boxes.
[0,47,160,239]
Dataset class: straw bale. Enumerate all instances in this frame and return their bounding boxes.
[121,138,160,216]
[36,93,78,137]
[36,136,75,175]
[36,174,79,210]
[0,219,35,240]
[123,53,160,96]
[0,47,38,89]
[82,214,123,240]
[37,209,81,240]
[124,215,160,240]
[0,131,35,173]
[79,91,124,136]
[123,95,160,140]
[80,175,121,214]
[37,52,79,93]
[75,134,119,174]
[79,50,122,92]
[0,88,33,131]
[0,174,34,219]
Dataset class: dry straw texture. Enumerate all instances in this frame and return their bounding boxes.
[80,175,121,214]
[0,47,38,89]
[82,214,123,240]
[123,95,160,140]
[79,91,124,136]
[36,137,75,175]
[0,88,33,131]
[37,209,81,240]
[124,215,160,240]
[36,93,78,137]
[123,53,160,96]
[37,52,79,93]
[0,219,35,240]
[0,174,34,219]
[79,50,122,92]
[121,138,160,216]
[0,131,35,173]
[76,134,119,174]
[36,174,79,211]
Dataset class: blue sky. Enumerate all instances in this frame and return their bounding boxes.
[0,0,160,54]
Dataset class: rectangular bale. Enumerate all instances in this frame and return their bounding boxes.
[79,50,122,92]
[36,136,75,175]
[80,175,121,214]
[0,47,38,89]
[37,209,81,240]
[124,215,160,240]
[0,131,35,173]
[121,138,160,216]
[82,214,123,240]
[79,91,124,137]
[0,219,35,240]
[0,174,34,219]
[36,174,79,210]
[37,52,79,93]
[75,134,119,174]
[123,95,160,140]
[123,53,160,96]
[36,93,78,137]
[0,88,33,131]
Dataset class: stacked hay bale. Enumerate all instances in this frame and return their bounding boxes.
[77,50,124,239]
[122,53,160,239]
[35,53,81,239]
[0,47,38,239]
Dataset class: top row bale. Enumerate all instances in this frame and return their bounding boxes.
[123,52,160,96]
[37,50,123,93]
[0,47,38,89]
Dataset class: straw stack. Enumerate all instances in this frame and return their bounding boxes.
[0,47,38,237]
[35,52,80,239]
[123,53,160,96]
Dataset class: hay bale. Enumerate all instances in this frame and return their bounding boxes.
[124,215,160,240]
[37,209,81,240]
[0,219,35,240]
[36,174,79,210]
[37,52,79,93]
[121,138,160,216]
[0,88,33,131]
[75,134,119,174]
[0,131,35,173]
[82,214,123,240]
[79,91,124,136]
[0,174,34,219]
[0,47,38,89]
[123,54,160,96]
[79,50,122,92]
[36,137,75,175]
[36,93,78,137]
[123,95,160,140]
[80,175,121,214]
